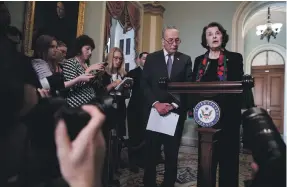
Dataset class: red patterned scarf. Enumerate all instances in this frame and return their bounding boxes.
[196,50,227,81]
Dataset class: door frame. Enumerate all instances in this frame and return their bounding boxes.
[252,65,285,133]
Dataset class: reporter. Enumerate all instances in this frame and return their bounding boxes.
[98,47,128,137]
[0,50,106,187]
[32,35,96,97]
[63,35,105,107]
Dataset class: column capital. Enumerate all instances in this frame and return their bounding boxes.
[143,1,165,16]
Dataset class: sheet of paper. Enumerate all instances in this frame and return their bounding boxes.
[115,77,133,91]
[146,108,179,136]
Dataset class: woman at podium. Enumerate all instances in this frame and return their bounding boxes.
[192,22,244,187]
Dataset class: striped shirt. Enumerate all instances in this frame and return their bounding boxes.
[31,59,53,80]
[62,58,96,107]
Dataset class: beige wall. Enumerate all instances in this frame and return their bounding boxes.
[162,1,241,62]
[4,1,106,64]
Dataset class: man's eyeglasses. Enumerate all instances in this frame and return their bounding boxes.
[164,38,181,45]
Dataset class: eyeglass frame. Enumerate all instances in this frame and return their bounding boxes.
[113,56,123,61]
[163,37,181,45]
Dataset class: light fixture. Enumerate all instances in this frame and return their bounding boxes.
[256,7,283,42]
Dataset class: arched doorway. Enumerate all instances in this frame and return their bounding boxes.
[233,1,287,139]
[251,49,285,133]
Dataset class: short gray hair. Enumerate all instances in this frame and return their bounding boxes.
[162,25,178,38]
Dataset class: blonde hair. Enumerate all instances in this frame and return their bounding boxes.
[105,47,126,77]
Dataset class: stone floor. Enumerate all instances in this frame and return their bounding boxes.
[117,146,253,187]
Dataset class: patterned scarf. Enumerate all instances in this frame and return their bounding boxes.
[196,50,228,81]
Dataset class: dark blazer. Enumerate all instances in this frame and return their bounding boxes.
[141,50,193,116]
[98,72,129,136]
[126,66,143,110]
[192,50,243,82]
[191,50,244,130]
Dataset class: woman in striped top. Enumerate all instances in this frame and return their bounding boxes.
[62,35,105,107]
[31,35,94,97]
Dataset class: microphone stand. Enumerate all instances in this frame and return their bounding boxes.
[105,93,122,187]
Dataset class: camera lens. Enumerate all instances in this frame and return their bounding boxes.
[242,107,285,166]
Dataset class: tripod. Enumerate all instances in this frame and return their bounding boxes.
[103,94,125,187]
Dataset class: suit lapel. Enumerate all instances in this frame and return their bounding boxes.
[170,52,181,80]
[159,50,169,77]
[224,50,235,81]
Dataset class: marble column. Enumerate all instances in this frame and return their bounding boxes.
[142,2,165,53]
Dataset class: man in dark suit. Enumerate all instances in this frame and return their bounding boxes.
[126,52,149,171]
[141,26,193,187]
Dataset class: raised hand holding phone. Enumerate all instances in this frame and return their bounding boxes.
[55,105,106,187]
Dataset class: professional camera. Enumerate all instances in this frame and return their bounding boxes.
[242,107,286,187]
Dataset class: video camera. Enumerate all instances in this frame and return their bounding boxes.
[242,107,286,187]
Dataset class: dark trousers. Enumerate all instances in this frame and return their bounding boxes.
[127,106,146,165]
[197,126,240,187]
[143,117,185,187]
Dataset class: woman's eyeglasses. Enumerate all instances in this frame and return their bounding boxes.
[113,56,123,61]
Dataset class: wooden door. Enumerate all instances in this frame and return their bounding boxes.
[252,65,285,133]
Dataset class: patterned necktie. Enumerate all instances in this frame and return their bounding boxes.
[167,54,172,78]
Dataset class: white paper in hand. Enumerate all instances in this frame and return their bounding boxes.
[146,108,179,136]
[115,77,133,91]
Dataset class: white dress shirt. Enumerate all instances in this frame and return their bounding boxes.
[152,49,179,109]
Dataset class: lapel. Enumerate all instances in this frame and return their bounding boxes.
[224,50,230,66]
[170,52,181,80]
[159,50,169,77]
[223,50,232,77]
[136,66,142,77]
[224,50,239,81]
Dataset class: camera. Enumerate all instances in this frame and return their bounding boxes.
[242,107,286,187]
[24,95,115,143]
[54,95,115,140]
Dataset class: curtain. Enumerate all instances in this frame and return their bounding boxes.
[104,2,141,60]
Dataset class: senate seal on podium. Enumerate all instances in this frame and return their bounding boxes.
[193,100,221,127]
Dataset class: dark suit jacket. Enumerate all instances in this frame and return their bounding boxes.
[192,50,243,82]
[126,66,144,111]
[191,50,244,130]
[141,50,193,117]
[97,72,129,136]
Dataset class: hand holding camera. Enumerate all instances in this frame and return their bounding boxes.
[55,105,106,187]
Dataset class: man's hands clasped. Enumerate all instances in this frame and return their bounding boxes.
[154,102,174,115]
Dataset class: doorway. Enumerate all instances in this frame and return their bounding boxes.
[252,50,285,133]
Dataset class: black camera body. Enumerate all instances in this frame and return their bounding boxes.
[54,95,115,140]
[242,107,286,187]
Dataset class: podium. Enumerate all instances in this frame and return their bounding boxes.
[158,75,254,187]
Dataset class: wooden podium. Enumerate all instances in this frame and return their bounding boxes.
[158,75,254,187]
